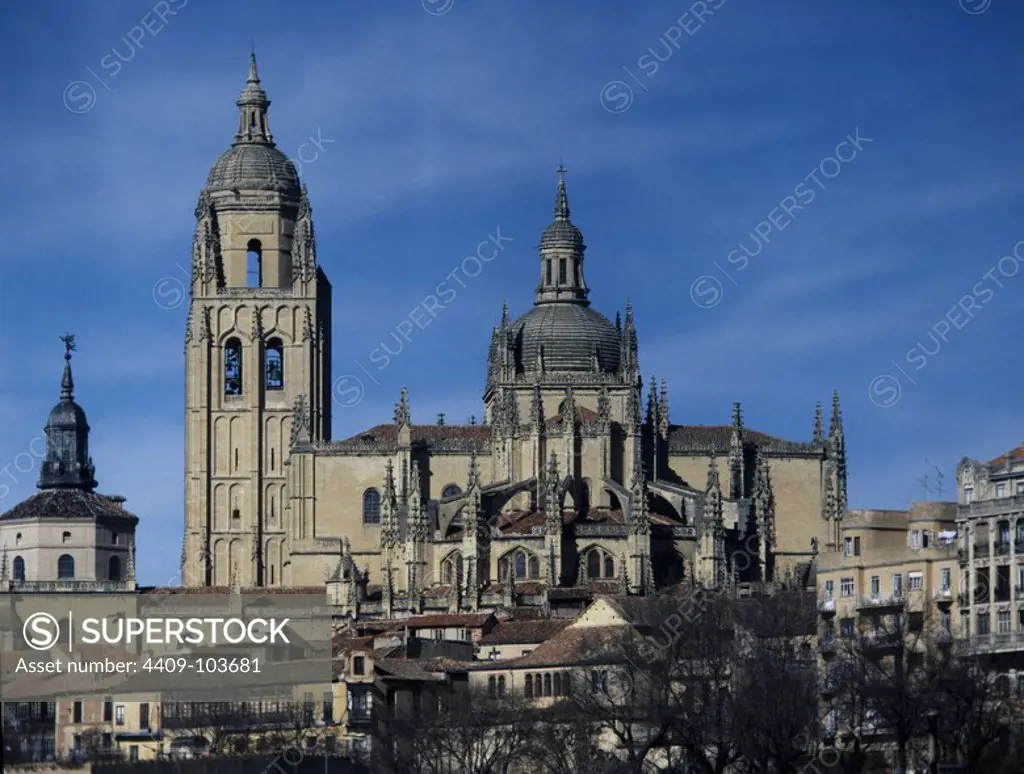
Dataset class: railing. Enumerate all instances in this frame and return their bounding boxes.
[818,598,836,613]
[933,587,953,601]
[960,493,1024,519]
[956,631,1024,654]
[160,701,314,731]
[857,594,905,609]
[11,579,135,592]
[996,542,1011,556]
[818,637,837,655]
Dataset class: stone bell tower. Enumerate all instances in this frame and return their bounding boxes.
[183,53,332,589]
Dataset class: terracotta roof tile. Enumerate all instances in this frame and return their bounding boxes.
[478,619,570,645]
[987,443,1024,468]
[0,489,139,523]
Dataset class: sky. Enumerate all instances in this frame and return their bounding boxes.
[0,0,1022,586]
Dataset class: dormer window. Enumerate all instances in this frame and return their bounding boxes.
[964,487,974,504]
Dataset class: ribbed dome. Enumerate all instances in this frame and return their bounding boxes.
[47,400,88,429]
[206,144,300,197]
[541,219,584,249]
[512,303,621,374]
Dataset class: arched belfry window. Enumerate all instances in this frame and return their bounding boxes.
[442,484,462,500]
[266,338,284,390]
[246,239,262,288]
[12,556,25,582]
[108,555,121,581]
[58,554,75,580]
[224,338,243,396]
[362,488,381,525]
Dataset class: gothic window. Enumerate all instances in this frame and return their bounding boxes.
[553,672,562,696]
[528,555,540,579]
[515,551,527,580]
[543,673,552,696]
[585,548,615,580]
[442,484,462,499]
[58,554,75,580]
[266,338,284,390]
[246,239,262,288]
[488,676,497,697]
[525,674,533,698]
[441,553,461,586]
[12,556,24,582]
[224,338,243,396]
[362,489,381,525]
[108,556,121,581]
[587,550,601,579]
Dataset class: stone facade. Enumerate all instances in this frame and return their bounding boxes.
[956,442,1024,657]
[182,58,847,615]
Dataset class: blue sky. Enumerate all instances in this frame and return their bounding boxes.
[1,0,1022,586]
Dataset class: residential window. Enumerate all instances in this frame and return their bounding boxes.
[323,698,333,724]
[488,676,497,697]
[844,537,853,557]
[839,618,855,638]
[922,530,931,548]
[996,484,1006,498]
[129,746,139,762]
[353,656,365,676]
[893,574,903,598]
[910,530,921,549]
[998,610,1011,633]
[964,487,974,503]
[854,536,860,556]
[103,699,113,722]
[497,676,506,696]
[114,704,125,726]
[139,703,149,730]
[870,576,880,597]
[433,629,444,641]
[941,568,951,591]
[908,572,923,591]
[823,580,834,600]
[73,701,82,723]
[978,613,990,635]
[840,577,854,597]
[1017,482,1024,495]
[940,609,951,632]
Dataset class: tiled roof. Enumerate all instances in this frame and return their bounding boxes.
[504,624,635,668]
[140,585,327,595]
[478,619,570,645]
[327,423,492,452]
[0,489,139,523]
[668,424,816,454]
[987,443,1024,468]
[403,612,495,629]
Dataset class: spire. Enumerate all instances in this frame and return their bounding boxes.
[829,390,844,440]
[39,335,97,492]
[813,401,824,445]
[394,387,411,427]
[60,333,75,401]
[234,50,274,146]
[554,164,570,220]
[728,402,744,499]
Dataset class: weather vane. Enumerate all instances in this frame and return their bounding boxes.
[59,333,76,359]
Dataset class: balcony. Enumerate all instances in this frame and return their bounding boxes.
[11,579,135,593]
[997,542,1011,557]
[857,594,905,610]
[160,702,311,732]
[818,598,836,616]
[955,631,1024,656]
[935,628,953,645]
[933,587,954,603]
[861,631,901,650]
[819,637,837,656]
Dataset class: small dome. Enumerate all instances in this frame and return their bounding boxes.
[206,144,300,197]
[540,219,584,249]
[512,303,621,374]
[46,400,88,429]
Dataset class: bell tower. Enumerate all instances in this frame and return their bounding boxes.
[183,53,332,588]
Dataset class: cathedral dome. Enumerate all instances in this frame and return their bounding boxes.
[206,144,300,197]
[540,218,584,250]
[46,399,88,429]
[511,302,621,374]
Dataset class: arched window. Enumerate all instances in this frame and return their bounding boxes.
[488,676,497,697]
[441,554,461,586]
[12,556,25,582]
[224,338,243,396]
[604,554,615,578]
[525,674,533,698]
[58,554,75,580]
[265,338,284,390]
[543,673,552,697]
[587,550,601,579]
[497,676,506,696]
[562,672,571,694]
[441,484,462,499]
[553,672,562,696]
[362,489,381,524]
[515,551,527,580]
[528,555,540,579]
[246,239,262,288]
[108,556,121,581]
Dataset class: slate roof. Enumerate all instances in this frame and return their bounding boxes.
[668,424,817,454]
[0,489,139,524]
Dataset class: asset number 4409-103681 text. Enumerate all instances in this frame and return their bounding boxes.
[142,657,261,673]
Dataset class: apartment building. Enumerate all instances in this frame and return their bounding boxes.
[816,502,959,648]
[957,442,1024,663]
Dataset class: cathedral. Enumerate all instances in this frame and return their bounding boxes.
[181,56,848,615]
